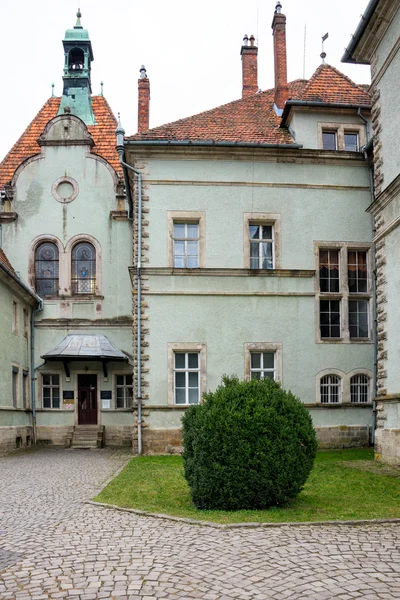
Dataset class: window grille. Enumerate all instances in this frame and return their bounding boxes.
[320,375,341,403]
[350,374,369,403]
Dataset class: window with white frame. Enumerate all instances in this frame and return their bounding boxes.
[317,244,371,342]
[116,374,133,408]
[173,223,199,268]
[249,224,274,269]
[322,131,337,150]
[250,352,276,380]
[320,374,341,404]
[174,352,200,405]
[344,132,359,152]
[350,374,370,403]
[42,374,60,409]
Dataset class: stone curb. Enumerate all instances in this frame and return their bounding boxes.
[86,500,400,530]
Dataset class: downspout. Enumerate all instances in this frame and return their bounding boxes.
[116,116,143,455]
[360,110,377,444]
[31,299,44,444]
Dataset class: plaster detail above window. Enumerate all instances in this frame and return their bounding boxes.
[51,176,79,204]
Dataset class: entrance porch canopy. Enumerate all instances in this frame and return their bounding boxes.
[41,334,129,378]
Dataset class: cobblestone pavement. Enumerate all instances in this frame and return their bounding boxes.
[1,449,400,600]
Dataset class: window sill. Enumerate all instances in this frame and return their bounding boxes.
[141,267,315,278]
[40,295,104,301]
[305,402,373,409]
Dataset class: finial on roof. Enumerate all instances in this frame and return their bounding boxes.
[321,32,329,63]
[243,34,249,47]
[75,8,82,28]
[275,1,282,14]
[115,112,126,148]
[100,81,104,96]
[51,83,55,97]
[140,65,147,79]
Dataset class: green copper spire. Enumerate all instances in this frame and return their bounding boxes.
[57,9,95,125]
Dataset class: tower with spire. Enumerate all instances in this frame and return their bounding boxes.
[57,9,95,124]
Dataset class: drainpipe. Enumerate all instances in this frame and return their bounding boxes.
[31,300,44,444]
[116,116,143,455]
[361,123,377,444]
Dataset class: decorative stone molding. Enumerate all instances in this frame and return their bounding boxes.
[51,176,79,204]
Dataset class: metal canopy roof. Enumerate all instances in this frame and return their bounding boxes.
[42,335,129,363]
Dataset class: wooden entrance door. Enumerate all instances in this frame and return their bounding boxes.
[78,374,98,425]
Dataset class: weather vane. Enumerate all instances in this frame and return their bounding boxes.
[321,32,329,63]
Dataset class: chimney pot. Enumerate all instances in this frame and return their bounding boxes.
[250,35,255,47]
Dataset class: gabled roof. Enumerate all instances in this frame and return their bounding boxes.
[127,65,370,145]
[0,96,121,189]
[127,81,308,145]
[289,64,371,105]
[0,249,16,274]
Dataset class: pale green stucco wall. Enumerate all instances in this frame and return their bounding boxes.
[290,111,371,150]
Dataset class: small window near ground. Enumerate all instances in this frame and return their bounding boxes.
[319,250,339,292]
[250,352,276,380]
[249,225,274,269]
[12,366,19,407]
[320,300,341,338]
[349,300,369,338]
[42,374,60,409]
[173,223,199,268]
[350,374,370,403]
[348,251,367,293]
[344,132,359,152]
[322,131,337,150]
[23,370,29,409]
[174,352,200,405]
[320,374,341,403]
[116,374,133,408]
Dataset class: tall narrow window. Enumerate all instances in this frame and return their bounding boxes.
[12,300,19,334]
[250,352,276,380]
[174,352,200,405]
[23,308,28,339]
[351,374,369,403]
[12,366,19,407]
[320,300,341,338]
[320,375,341,404]
[319,250,339,292]
[35,242,59,296]
[173,223,199,268]
[116,375,133,408]
[42,374,60,409]
[71,242,96,294]
[249,225,274,269]
[349,300,369,338]
[23,370,29,409]
[348,251,367,293]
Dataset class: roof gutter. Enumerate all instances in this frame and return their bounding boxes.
[342,0,380,64]
[281,101,372,126]
[125,140,303,149]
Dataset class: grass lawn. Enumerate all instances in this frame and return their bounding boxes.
[94,448,400,524]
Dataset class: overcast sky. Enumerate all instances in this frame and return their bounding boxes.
[0,0,371,161]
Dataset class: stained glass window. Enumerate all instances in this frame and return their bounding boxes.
[35,242,59,296]
[72,243,96,294]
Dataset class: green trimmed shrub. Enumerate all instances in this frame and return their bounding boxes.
[182,376,318,510]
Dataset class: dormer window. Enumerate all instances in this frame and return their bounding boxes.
[69,48,84,71]
[322,131,337,150]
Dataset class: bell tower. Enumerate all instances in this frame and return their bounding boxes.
[57,9,95,125]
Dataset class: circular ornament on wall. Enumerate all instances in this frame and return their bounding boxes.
[52,176,79,204]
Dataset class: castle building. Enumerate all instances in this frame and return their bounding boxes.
[119,2,376,454]
[0,12,134,450]
[343,0,400,464]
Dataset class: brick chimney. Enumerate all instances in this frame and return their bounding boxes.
[241,34,258,98]
[138,65,150,134]
[272,1,289,110]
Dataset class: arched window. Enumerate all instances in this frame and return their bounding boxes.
[35,242,59,296]
[71,242,96,294]
[320,375,341,404]
[69,48,84,71]
[350,374,370,403]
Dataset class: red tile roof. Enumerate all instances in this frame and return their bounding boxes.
[0,249,16,274]
[128,66,370,144]
[0,96,121,189]
[290,64,371,105]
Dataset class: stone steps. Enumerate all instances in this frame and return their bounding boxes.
[71,426,105,449]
